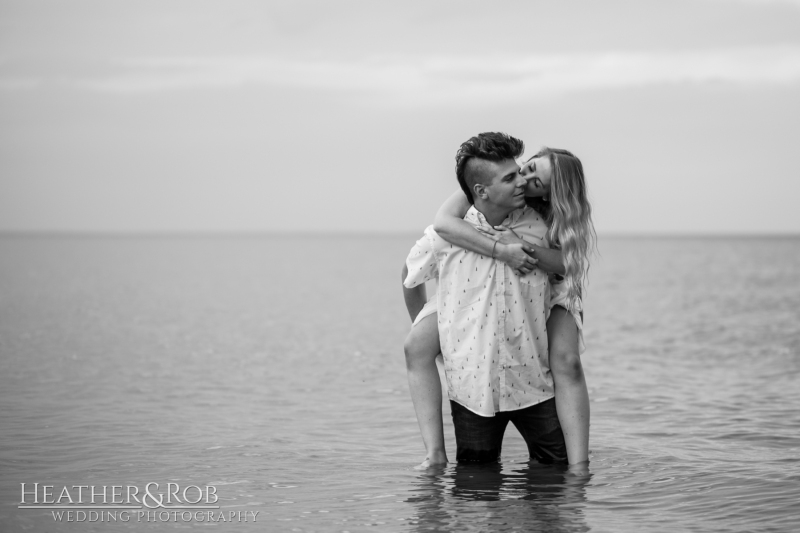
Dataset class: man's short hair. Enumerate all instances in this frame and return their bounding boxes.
[456,132,525,204]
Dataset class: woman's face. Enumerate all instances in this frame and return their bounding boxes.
[520,156,552,197]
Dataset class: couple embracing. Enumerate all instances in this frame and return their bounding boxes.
[401,132,596,469]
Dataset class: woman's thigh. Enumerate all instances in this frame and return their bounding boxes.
[546,306,580,370]
[404,312,441,359]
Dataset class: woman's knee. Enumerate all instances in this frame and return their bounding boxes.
[550,349,584,382]
[404,331,438,369]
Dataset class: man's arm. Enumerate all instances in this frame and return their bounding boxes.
[402,228,440,321]
[401,264,427,322]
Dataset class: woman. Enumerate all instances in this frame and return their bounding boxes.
[403,147,596,467]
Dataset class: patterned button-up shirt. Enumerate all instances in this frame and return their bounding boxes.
[404,205,553,417]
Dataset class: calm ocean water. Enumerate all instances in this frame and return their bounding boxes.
[0,235,799,532]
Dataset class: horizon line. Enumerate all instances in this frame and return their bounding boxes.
[1,230,798,239]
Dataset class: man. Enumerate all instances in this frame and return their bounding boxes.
[403,132,567,464]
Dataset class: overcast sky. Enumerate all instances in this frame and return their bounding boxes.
[1,0,799,235]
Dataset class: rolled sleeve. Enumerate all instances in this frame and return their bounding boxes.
[404,226,439,288]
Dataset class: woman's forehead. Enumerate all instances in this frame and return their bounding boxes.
[532,156,552,175]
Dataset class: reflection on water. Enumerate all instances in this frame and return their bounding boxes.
[408,462,590,532]
[0,235,799,532]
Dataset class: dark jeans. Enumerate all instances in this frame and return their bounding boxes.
[450,398,568,464]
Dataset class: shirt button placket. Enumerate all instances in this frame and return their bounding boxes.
[496,261,508,411]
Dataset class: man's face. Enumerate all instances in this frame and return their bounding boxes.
[478,159,528,210]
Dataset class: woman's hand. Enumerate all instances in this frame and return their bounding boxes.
[478,225,525,246]
[480,225,537,275]
[494,242,538,275]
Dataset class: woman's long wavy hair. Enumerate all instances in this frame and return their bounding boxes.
[526,147,597,313]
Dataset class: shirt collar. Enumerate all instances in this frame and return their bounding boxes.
[465,205,529,228]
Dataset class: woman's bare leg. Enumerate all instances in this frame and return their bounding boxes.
[547,306,590,465]
[404,312,447,466]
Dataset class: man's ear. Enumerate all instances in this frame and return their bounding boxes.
[473,183,487,200]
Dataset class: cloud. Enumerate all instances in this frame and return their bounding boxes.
[12,45,800,105]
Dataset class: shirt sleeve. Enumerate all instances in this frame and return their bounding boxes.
[403,227,439,288]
